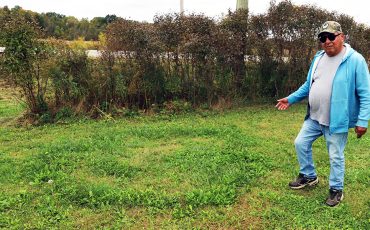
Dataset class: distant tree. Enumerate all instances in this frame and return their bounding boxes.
[105,14,118,23]
[86,15,118,40]
[1,6,118,41]
[64,16,80,40]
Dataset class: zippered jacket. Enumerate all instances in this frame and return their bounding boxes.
[287,44,370,134]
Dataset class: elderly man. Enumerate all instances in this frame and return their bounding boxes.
[276,21,370,207]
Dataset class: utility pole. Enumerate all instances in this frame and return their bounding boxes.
[236,0,248,10]
[180,0,184,15]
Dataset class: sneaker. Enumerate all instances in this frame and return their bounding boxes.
[289,173,319,189]
[325,189,343,207]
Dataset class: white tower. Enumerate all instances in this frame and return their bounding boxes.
[180,0,184,14]
[236,0,248,10]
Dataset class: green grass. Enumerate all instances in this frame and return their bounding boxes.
[0,83,25,124]
[0,87,369,229]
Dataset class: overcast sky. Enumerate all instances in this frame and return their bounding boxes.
[1,0,369,25]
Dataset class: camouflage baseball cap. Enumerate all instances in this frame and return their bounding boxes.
[318,21,342,37]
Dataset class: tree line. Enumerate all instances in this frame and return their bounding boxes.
[0,5,117,41]
[0,0,369,123]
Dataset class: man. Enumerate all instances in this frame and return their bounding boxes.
[275,21,370,207]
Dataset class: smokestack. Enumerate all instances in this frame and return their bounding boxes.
[236,0,249,10]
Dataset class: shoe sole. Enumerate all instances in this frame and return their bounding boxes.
[289,178,319,190]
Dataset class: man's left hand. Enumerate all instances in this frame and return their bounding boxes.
[355,126,367,138]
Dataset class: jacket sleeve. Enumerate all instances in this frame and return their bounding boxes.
[355,55,370,128]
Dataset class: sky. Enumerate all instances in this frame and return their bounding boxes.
[1,0,369,25]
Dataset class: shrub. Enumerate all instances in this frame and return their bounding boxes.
[163,100,192,114]
[1,14,52,115]
[50,46,90,110]
[55,107,74,121]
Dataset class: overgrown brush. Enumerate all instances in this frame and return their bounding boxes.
[1,1,369,122]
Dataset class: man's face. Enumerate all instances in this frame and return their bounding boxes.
[319,32,345,57]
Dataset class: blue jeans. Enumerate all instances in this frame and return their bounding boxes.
[294,118,348,190]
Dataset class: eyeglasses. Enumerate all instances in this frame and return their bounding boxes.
[319,33,340,43]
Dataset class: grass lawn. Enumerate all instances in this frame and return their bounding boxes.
[0,85,369,229]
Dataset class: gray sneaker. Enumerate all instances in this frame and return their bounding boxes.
[325,189,343,207]
[289,173,319,189]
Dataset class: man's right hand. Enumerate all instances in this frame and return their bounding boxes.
[275,98,290,110]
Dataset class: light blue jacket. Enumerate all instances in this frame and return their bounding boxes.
[287,44,370,134]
